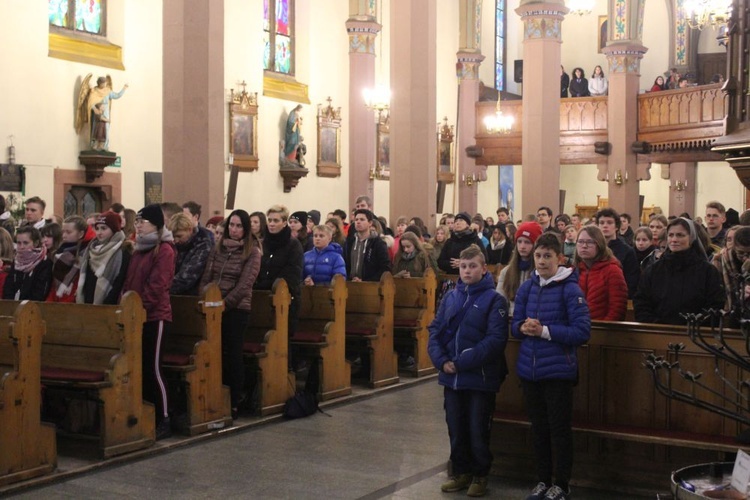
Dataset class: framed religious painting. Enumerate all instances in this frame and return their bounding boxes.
[436,117,455,183]
[598,16,608,54]
[375,113,390,180]
[229,85,259,171]
[316,97,342,177]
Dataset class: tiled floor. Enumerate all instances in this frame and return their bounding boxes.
[7,381,651,499]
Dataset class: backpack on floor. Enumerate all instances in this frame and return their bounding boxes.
[283,357,330,419]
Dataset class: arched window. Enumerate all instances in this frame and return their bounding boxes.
[49,0,106,37]
[264,0,295,75]
[495,0,506,91]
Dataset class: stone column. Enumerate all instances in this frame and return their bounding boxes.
[668,162,697,216]
[600,0,647,218]
[389,0,437,227]
[456,0,484,215]
[163,0,225,214]
[516,0,567,216]
[346,4,380,211]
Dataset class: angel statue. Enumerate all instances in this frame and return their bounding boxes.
[75,74,128,151]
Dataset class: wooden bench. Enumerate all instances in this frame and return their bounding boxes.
[163,283,232,435]
[243,278,295,416]
[345,272,398,388]
[393,268,437,377]
[35,292,155,458]
[0,301,56,486]
[491,320,747,495]
[291,274,351,401]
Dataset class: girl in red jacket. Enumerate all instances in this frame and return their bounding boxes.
[123,204,176,440]
[574,226,628,321]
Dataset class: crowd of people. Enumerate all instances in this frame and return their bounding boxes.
[560,65,608,98]
[3,190,745,499]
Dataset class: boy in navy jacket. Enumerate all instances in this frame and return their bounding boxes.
[512,233,590,500]
[428,245,508,497]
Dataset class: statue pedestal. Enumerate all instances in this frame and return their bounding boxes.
[279,165,309,193]
[79,150,117,183]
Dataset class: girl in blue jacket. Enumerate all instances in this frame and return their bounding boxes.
[428,245,508,497]
[512,233,590,500]
[303,225,347,285]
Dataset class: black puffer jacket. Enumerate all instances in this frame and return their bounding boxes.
[254,225,303,300]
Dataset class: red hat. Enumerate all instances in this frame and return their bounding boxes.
[515,221,543,244]
[95,211,121,233]
[206,215,224,227]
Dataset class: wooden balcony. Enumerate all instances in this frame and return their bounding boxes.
[474,84,726,165]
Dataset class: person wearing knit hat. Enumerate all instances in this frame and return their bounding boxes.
[437,211,488,274]
[95,211,122,233]
[496,221,541,315]
[289,211,312,251]
[136,203,165,231]
[515,221,543,245]
[307,210,321,229]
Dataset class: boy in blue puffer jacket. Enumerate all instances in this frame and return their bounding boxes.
[303,225,347,285]
[428,245,508,498]
[512,233,590,500]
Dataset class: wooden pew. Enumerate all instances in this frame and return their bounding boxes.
[0,301,56,486]
[243,278,294,416]
[291,274,351,401]
[345,272,398,388]
[491,320,747,495]
[163,283,232,435]
[36,292,155,458]
[393,268,437,377]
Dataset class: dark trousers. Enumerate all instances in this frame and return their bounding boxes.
[521,379,575,490]
[444,387,496,477]
[222,308,250,408]
[142,320,170,423]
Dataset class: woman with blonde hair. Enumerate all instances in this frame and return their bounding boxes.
[393,231,437,278]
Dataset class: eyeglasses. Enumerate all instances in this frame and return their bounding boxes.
[576,239,596,247]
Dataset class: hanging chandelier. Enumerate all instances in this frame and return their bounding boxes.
[683,0,732,29]
[484,99,514,135]
[566,0,594,16]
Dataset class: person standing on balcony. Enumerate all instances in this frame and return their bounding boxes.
[568,68,589,97]
[588,65,608,96]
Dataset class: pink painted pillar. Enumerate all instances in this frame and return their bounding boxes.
[389,0,437,227]
[162,0,225,214]
[668,162,697,216]
[516,1,567,216]
[456,52,485,215]
[346,18,380,211]
[604,43,646,218]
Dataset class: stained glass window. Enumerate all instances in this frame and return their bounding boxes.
[263,0,295,76]
[49,0,105,36]
[495,0,506,91]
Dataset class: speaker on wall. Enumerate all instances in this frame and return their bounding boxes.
[514,60,523,83]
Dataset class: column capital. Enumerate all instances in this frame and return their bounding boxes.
[603,42,648,74]
[456,51,485,81]
[346,19,381,54]
[515,3,568,41]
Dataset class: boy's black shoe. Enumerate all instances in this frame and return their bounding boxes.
[526,482,549,500]
[544,485,570,500]
[155,418,172,441]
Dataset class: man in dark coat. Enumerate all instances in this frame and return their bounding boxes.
[596,208,639,298]
[344,208,391,282]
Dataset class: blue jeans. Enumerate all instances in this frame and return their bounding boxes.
[444,387,496,477]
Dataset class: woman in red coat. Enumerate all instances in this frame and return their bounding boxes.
[575,226,628,321]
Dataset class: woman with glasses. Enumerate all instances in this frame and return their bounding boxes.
[574,226,628,320]
[634,218,724,325]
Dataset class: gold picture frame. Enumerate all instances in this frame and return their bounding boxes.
[437,117,455,183]
[316,97,342,177]
[598,16,608,54]
[375,113,390,180]
[228,84,259,171]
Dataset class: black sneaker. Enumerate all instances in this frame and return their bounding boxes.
[526,482,549,500]
[156,417,172,441]
[544,485,570,500]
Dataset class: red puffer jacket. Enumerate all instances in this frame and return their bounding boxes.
[577,258,628,321]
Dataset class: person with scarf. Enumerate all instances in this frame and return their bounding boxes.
[486,223,512,266]
[633,227,655,268]
[46,216,95,303]
[713,226,750,319]
[200,209,261,420]
[3,226,53,301]
[393,231,437,278]
[497,221,541,315]
[122,204,176,440]
[77,211,131,305]
[437,212,488,274]
[634,217,724,325]
[428,245,508,497]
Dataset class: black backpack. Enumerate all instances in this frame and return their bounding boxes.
[283,358,330,419]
